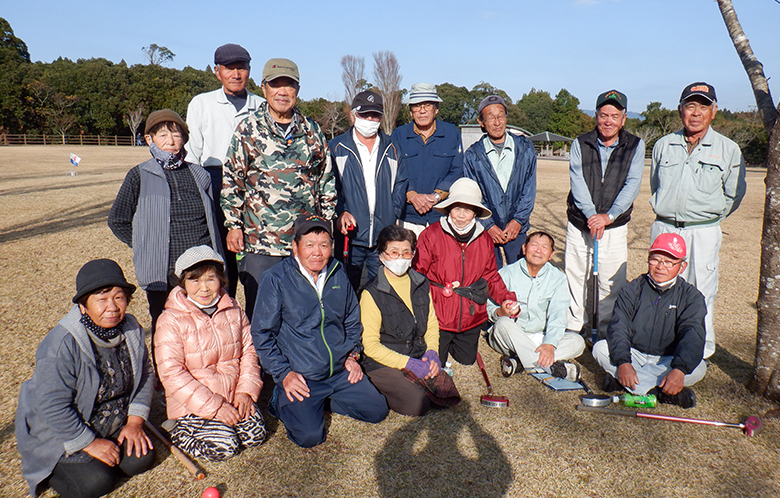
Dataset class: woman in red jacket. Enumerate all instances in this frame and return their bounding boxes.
[413,178,518,366]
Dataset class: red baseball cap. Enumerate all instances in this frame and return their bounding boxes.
[649,233,686,259]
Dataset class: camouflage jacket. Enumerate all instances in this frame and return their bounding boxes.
[222,101,336,256]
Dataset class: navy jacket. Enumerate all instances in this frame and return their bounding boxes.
[391,120,463,225]
[463,133,537,232]
[607,275,706,374]
[329,130,407,247]
[251,256,362,383]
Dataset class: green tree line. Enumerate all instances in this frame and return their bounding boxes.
[0,18,767,163]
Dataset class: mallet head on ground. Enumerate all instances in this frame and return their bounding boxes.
[743,416,762,437]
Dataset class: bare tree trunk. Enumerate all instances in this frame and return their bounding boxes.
[750,104,780,398]
[717,0,777,133]
[372,51,402,135]
[340,55,365,105]
[125,103,144,146]
[717,0,780,399]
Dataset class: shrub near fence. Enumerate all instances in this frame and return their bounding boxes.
[0,134,135,146]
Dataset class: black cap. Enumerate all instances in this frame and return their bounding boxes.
[214,44,251,66]
[352,90,384,114]
[294,214,332,238]
[73,259,136,303]
[680,82,716,104]
[478,95,507,116]
[596,90,627,110]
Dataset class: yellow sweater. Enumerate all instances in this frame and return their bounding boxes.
[360,269,440,369]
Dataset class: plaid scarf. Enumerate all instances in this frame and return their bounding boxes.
[402,369,461,407]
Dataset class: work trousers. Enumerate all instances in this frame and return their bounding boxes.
[487,316,585,370]
[402,221,428,237]
[339,243,380,292]
[240,252,284,322]
[46,438,155,498]
[272,369,388,448]
[366,367,432,416]
[650,221,720,359]
[439,323,484,366]
[493,231,526,269]
[592,340,708,395]
[565,222,628,340]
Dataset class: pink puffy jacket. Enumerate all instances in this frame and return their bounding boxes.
[155,287,262,420]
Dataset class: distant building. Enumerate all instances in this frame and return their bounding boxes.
[459,124,531,151]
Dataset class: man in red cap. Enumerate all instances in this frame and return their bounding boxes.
[592,233,707,408]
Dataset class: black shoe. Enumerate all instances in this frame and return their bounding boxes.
[656,387,697,409]
[602,373,625,393]
[550,360,581,382]
[500,355,521,377]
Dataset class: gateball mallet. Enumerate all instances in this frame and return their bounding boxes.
[476,351,509,408]
[143,421,205,480]
[591,236,599,344]
[575,405,762,437]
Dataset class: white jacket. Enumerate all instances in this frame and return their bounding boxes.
[185,87,264,167]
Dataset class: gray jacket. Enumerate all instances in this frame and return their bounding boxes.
[133,158,222,290]
[15,306,154,496]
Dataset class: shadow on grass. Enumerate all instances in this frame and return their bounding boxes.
[0,421,15,446]
[0,200,113,244]
[709,344,754,385]
[375,404,512,498]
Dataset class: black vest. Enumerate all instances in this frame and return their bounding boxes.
[566,128,641,233]
[362,268,430,372]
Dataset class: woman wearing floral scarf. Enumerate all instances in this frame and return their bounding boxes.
[108,110,223,363]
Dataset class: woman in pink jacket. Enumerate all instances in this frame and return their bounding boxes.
[155,246,265,461]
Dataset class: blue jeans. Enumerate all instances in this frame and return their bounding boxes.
[272,369,388,448]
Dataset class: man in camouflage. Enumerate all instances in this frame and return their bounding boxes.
[222,57,336,318]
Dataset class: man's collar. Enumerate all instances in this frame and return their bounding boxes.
[413,120,437,141]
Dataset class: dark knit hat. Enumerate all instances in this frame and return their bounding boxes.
[214,43,251,66]
[73,259,136,303]
[144,109,189,137]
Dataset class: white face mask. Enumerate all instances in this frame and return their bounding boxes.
[448,215,477,235]
[354,115,381,137]
[382,256,412,276]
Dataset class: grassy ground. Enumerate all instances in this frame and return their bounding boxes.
[0,146,777,498]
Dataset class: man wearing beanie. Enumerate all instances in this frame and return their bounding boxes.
[565,90,645,341]
[649,82,746,359]
[222,58,336,319]
[185,44,263,299]
[328,90,407,290]
[391,83,463,236]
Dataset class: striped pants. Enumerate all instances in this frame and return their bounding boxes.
[170,408,266,461]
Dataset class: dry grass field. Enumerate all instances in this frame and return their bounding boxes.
[0,145,777,498]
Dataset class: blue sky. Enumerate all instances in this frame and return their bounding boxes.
[5,0,779,113]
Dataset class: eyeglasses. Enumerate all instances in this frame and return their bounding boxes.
[410,103,436,112]
[482,114,507,123]
[648,257,681,269]
[384,249,415,260]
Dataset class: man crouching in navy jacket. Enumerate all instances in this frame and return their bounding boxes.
[251,214,388,447]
